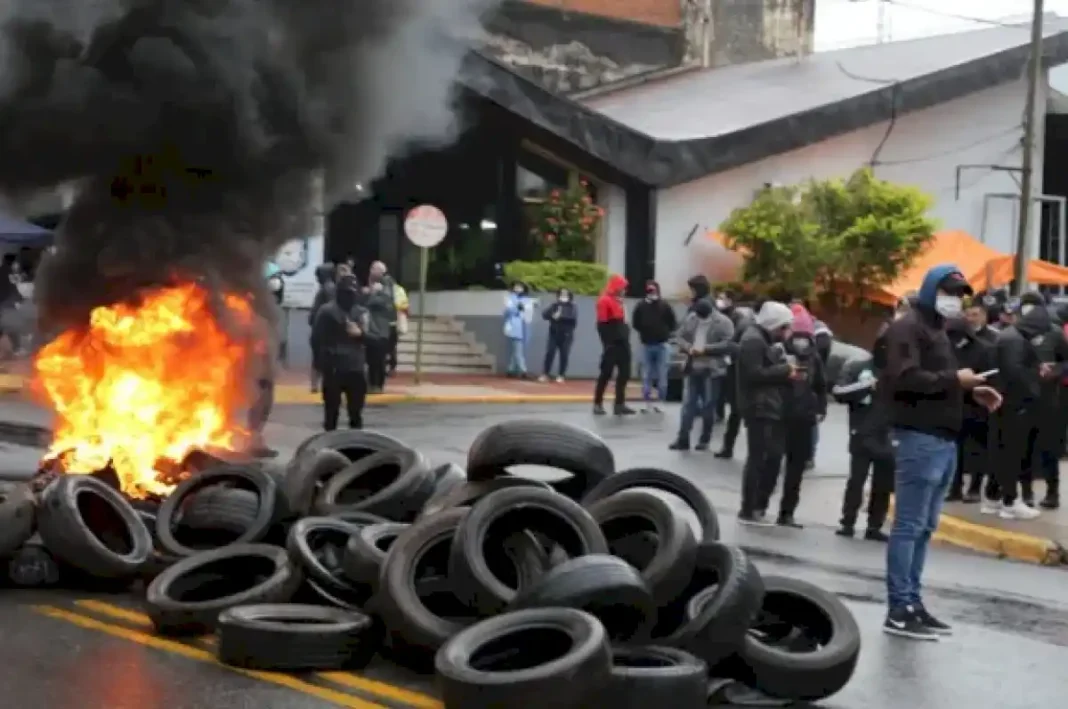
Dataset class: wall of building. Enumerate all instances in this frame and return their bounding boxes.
[653,75,1048,295]
[524,0,680,27]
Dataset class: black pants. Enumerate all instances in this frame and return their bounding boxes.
[594,343,630,408]
[387,325,399,373]
[998,410,1038,505]
[543,332,573,377]
[740,418,785,516]
[1034,409,1061,500]
[951,416,989,496]
[721,409,742,454]
[840,450,894,530]
[366,339,388,390]
[322,369,367,430]
[248,377,274,436]
[757,420,813,518]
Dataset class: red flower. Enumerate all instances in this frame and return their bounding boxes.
[545,233,557,243]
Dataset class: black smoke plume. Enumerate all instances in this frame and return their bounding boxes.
[0,0,495,330]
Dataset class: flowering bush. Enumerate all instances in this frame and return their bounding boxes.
[528,180,602,261]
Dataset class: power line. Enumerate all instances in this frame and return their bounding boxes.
[873,125,1022,165]
[882,0,1032,29]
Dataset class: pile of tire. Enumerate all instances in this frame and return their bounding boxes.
[0,420,861,707]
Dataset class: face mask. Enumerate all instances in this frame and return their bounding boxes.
[715,299,728,310]
[646,294,659,301]
[791,338,811,353]
[934,295,962,318]
[1021,303,1035,315]
[513,288,523,295]
[559,295,571,303]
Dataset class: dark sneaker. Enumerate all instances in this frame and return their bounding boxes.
[776,515,803,529]
[1040,496,1060,510]
[593,405,607,416]
[835,526,855,538]
[713,449,733,460]
[915,605,952,636]
[738,511,774,527]
[945,490,963,503]
[883,606,939,641]
[668,440,690,451]
[614,405,637,416]
[694,441,711,451]
[864,529,889,542]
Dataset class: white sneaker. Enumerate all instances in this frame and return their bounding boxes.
[999,500,1041,520]
[979,499,999,515]
[555,376,565,383]
[537,375,549,383]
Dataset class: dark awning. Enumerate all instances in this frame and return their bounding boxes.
[0,212,52,246]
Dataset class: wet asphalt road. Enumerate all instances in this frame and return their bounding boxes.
[2,401,1068,708]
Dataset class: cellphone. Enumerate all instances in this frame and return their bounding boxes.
[977,369,998,378]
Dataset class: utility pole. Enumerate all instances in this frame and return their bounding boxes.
[1013,0,1045,294]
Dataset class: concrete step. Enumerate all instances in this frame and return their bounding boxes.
[396,351,493,368]
[394,362,495,374]
[403,318,458,334]
[398,331,470,346]
[396,340,475,355]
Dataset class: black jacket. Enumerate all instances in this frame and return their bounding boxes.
[543,301,578,339]
[833,357,892,459]
[735,324,793,421]
[878,308,963,440]
[632,299,678,345]
[946,318,997,422]
[311,302,368,374]
[722,306,756,405]
[997,308,1050,414]
[782,336,827,423]
[1026,307,1068,409]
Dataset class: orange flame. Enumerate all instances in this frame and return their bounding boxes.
[32,283,255,498]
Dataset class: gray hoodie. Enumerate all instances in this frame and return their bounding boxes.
[675,307,735,377]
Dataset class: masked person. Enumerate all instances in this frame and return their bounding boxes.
[881,264,1001,641]
[757,305,826,528]
[714,304,755,460]
[311,276,369,430]
[669,297,734,451]
[737,300,803,525]
[368,261,402,375]
[632,280,678,412]
[540,288,577,382]
[594,274,635,416]
[247,262,283,458]
[503,281,533,379]
[713,290,735,419]
[362,279,394,393]
[944,313,997,503]
[308,263,337,393]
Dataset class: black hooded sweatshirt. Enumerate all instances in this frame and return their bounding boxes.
[308,263,337,325]
[686,275,712,312]
[945,317,997,421]
[996,307,1046,415]
[311,281,368,374]
[632,281,678,345]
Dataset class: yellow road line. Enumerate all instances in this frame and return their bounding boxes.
[32,605,387,709]
[72,600,441,708]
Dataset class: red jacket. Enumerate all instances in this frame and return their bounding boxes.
[596,274,629,346]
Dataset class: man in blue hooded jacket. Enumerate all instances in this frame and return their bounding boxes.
[878,264,1002,641]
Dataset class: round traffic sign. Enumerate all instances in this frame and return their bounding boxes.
[404,205,448,248]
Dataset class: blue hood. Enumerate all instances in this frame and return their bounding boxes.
[917,263,964,309]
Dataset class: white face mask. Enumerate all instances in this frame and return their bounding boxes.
[1021,303,1035,316]
[791,338,811,353]
[935,294,962,318]
[559,295,571,303]
[715,299,728,310]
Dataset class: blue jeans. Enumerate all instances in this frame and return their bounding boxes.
[642,343,670,401]
[886,429,956,610]
[507,339,527,374]
[811,423,820,460]
[677,372,722,444]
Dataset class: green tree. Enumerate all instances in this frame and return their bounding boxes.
[528,179,602,261]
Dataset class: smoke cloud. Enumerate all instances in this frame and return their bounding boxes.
[0,0,496,329]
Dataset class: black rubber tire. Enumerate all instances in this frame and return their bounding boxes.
[340,522,409,588]
[419,477,551,519]
[586,489,697,606]
[329,510,388,526]
[603,645,708,708]
[156,466,277,557]
[0,481,35,556]
[286,517,367,599]
[375,508,480,658]
[294,578,366,610]
[662,542,765,668]
[315,449,437,521]
[178,486,260,535]
[430,462,466,497]
[37,475,152,578]
[466,420,615,499]
[291,429,410,466]
[449,486,608,615]
[435,607,612,709]
[733,575,861,701]
[7,538,61,587]
[582,467,720,541]
[508,554,657,643]
[280,448,350,518]
[217,603,378,671]
[145,544,301,635]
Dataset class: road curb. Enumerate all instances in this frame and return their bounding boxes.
[933,513,1067,566]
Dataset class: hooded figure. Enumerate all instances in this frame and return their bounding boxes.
[714,303,757,458]
[363,277,395,393]
[311,276,369,431]
[594,274,635,415]
[736,300,800,526]
[687,275,712,312]
[944,316,997,504]
[307,262,337,392]
[669,293,735,450]
[880,263,1000,640]
[541,287,578,381]
[503,281,533,378]
[633,280,679,410]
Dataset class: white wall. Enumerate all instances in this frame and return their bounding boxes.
[654,75,1048,294]
[600,183,627,275]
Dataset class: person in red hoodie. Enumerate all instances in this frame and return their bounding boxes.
[594,273,636,415]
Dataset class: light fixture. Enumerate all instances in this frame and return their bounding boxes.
[481,219,497,230]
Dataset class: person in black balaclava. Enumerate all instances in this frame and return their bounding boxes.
[944,313,997,503]
[308,262,337,393]
[311,276,369,430]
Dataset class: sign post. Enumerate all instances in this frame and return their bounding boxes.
[403,205,448,384]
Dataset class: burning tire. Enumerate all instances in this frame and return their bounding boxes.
[178,486,260,535]
[37,475,152,579]
[145,543,301,635]
[156,465,277,557]
[315,449,436,521]
[466,420,615,499]
[435,607,612,708]
[217,604,379,671]
[286,517,368,607]
[0,481,36,557]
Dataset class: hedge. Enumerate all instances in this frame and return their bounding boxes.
[502,261,609,296]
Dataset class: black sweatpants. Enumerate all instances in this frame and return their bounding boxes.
[543,332,573,377]
[1034,407,1061,501]
[757,420,813,518]
[951,416,989,496]
[721,409,742,454]
[998,410,1038,505]
[840,450,894,531]
[322,369,368,431]
[365,339,388,390]
[594,342,631,408]
[387,325,399,374]
[740,418,785,516]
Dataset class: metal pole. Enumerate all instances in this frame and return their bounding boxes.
[1013,0,1045,294]
[414,246,428,384]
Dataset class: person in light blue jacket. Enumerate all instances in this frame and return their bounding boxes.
[503,281,532,378]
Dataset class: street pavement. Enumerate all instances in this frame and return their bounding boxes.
[0,400,1067,707]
